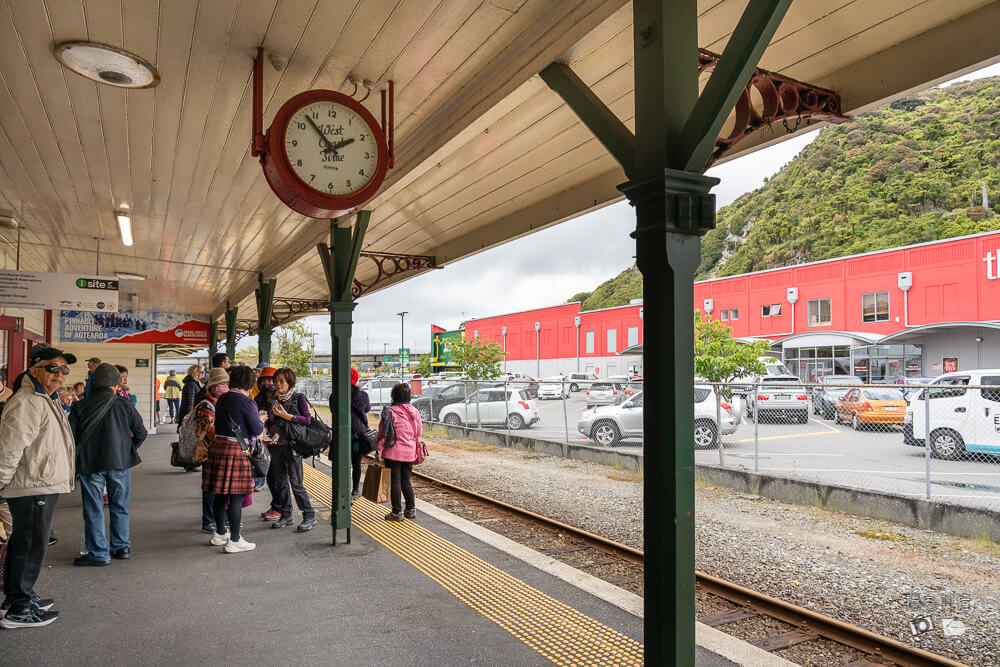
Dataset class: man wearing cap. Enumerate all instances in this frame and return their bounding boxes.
[0,347,77,629]
[83,357,101,398]
[69,363,147,566]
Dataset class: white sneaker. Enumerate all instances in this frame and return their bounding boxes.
[224,537,256,553]
[209,531,230,546]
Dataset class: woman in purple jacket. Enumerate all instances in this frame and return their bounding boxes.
[264,368,316,532]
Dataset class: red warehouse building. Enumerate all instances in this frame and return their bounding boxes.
[461,230,1000,382]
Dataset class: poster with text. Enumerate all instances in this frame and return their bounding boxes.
[60,309,210,344]
[0,270,119,312]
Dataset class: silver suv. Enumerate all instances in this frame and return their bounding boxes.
[585,381,627,408]
[567,372,597,392]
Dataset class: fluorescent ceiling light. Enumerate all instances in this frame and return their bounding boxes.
[116,272,146,281]
[117,212,133,247]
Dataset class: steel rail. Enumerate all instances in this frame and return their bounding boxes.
[408,467,966,667]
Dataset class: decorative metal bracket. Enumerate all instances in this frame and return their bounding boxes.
[351,251,439,299]
[698,48,850,167]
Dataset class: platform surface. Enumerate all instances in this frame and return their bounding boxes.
[3,433,752,665]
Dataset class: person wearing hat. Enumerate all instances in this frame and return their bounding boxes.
[163,369,182,422]
[195,368,229,533]
[83,357,102,398]
[350,368,371,500]
[69,363,147,566]
[0,346,77,628]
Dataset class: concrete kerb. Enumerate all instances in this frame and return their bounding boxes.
[426,420,1000,543]
[428,421,643,471]
[696,464,1000,542]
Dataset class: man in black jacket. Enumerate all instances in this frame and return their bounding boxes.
[69,364,147,565]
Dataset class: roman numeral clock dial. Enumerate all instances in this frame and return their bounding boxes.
[261,90,389,219]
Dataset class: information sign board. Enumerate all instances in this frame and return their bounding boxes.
[0,270,119,312]
[60,309,210,344]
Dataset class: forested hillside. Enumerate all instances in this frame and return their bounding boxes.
[698,76,1000,278]
[569,76,1000,306]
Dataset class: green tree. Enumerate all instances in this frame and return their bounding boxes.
[442,335,506,427]
[693,311,769,460]
[413,353,432,377]
[235,344,259,368]
[271,320,315,378]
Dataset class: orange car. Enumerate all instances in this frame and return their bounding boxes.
[834,387,908,429]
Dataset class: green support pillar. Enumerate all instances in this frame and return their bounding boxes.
[208,323,218,368]
[317,211,369,545]
[225,303,238,362]
[255,274,277,365]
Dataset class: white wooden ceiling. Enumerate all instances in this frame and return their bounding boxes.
[1,0,998,326]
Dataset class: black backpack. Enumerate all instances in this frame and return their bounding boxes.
[281,396,332,458]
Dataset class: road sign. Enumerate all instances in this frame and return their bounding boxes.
[399,348,409,365]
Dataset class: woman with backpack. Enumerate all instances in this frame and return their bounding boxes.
[203,366,261,553]
[263,368,316,532]
[350,368,371,501]
[176,364,205,426]
[377,383,422,522]
[194,368,228,533]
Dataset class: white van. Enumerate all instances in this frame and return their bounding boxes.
[905,370,1000,459]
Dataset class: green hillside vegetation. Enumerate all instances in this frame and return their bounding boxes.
[568,76,1000,305]
[569,265,642,311]
[698,76,1000,278]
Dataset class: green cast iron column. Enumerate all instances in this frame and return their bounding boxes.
[224,303,238,362]
[256,274,277,365]
[317,212,368,544]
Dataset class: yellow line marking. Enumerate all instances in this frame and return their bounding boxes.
[735,430,834,443]
[302,464,643,665]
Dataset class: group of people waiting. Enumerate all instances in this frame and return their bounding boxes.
[0,341,427,630]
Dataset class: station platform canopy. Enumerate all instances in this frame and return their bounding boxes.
[2,0,999,326]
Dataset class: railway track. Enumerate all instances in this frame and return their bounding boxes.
[395,461,969,666]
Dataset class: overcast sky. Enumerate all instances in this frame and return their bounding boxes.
[251,62,1000,357]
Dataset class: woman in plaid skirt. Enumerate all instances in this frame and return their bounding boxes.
[202,366,263,553]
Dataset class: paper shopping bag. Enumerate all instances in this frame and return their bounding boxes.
[362,462,392,503]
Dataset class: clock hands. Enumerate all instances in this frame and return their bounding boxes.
[304,115,336,153]
[330,137,354,152]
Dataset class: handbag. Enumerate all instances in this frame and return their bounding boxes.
[414,439,429,465]
[358,428,378,455]
[281,396,333,458]
[362,462,392,503]
[230,417,270,478]
[379,406,397,449]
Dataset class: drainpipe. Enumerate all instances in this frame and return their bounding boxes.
[574,316,581,372]
[502,326,508,373]
[898,272,913,327]
[534,321,541,378]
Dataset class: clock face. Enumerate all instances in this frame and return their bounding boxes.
[282,100,380,196]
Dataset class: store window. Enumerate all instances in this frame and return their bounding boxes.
[627,326,639,347]
[585,331,594,354]
[607,329,617,353]
[720,310,728,321]
[730,309,738,320]
[808,298,832,327]
[761,304,781,317]
[862,292,889,323]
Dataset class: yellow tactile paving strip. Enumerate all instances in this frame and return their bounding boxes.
[302,464,644,666]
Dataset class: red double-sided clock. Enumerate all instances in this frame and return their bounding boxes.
[252,51,392,219]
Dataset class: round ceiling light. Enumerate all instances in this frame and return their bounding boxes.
[54,41,160,89]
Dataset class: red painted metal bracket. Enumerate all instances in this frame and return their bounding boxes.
[698,48,850,167]
[251,47,265,159]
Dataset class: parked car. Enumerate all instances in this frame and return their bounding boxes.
[834,387,907,429]
[537,376,569,400]
[813,375,863,419]
[567,372,597,392]
[412,382,494,421]
[507,376,539,398]
[904,370,1000,458]
[746,376,809,423]
[892,376,935,400]
[362,377,397,408]
[585,381,627,408]
[576,386,737,447]
[438,387,539,429]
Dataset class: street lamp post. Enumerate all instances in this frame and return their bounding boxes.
[397,311,408,383]
[383,342,388,372]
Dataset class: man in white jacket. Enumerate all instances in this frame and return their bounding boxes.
[0,347,77,629]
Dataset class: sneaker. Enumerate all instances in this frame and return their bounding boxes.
[1,608,59,629]
[404,508,416,520]
[1,595,54,617]
[296,517,316,532]
[261,509,281,521]
[253,483,265,492]
[224,537,256,553]
[350,489,362,501]
[201,524,215,534]
[384,512,404,522]
[271,516,294,529]
[73,554,110,566]
[47,533,58,546]
[209,531,230,546]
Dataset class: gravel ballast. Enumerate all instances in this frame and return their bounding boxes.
[418,432,1000,665]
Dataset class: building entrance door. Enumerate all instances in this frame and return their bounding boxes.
[796,359,832,383]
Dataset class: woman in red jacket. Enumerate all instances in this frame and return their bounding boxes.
[376,383,421,521]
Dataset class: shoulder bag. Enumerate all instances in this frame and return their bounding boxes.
[379,405,397,449]
[229,415,270,478]
[280,395,333,458]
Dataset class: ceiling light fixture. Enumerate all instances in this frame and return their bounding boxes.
[54,41,160,89]
[116,272,146,281]
[0,214,18,229]
[116,212,134,247]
